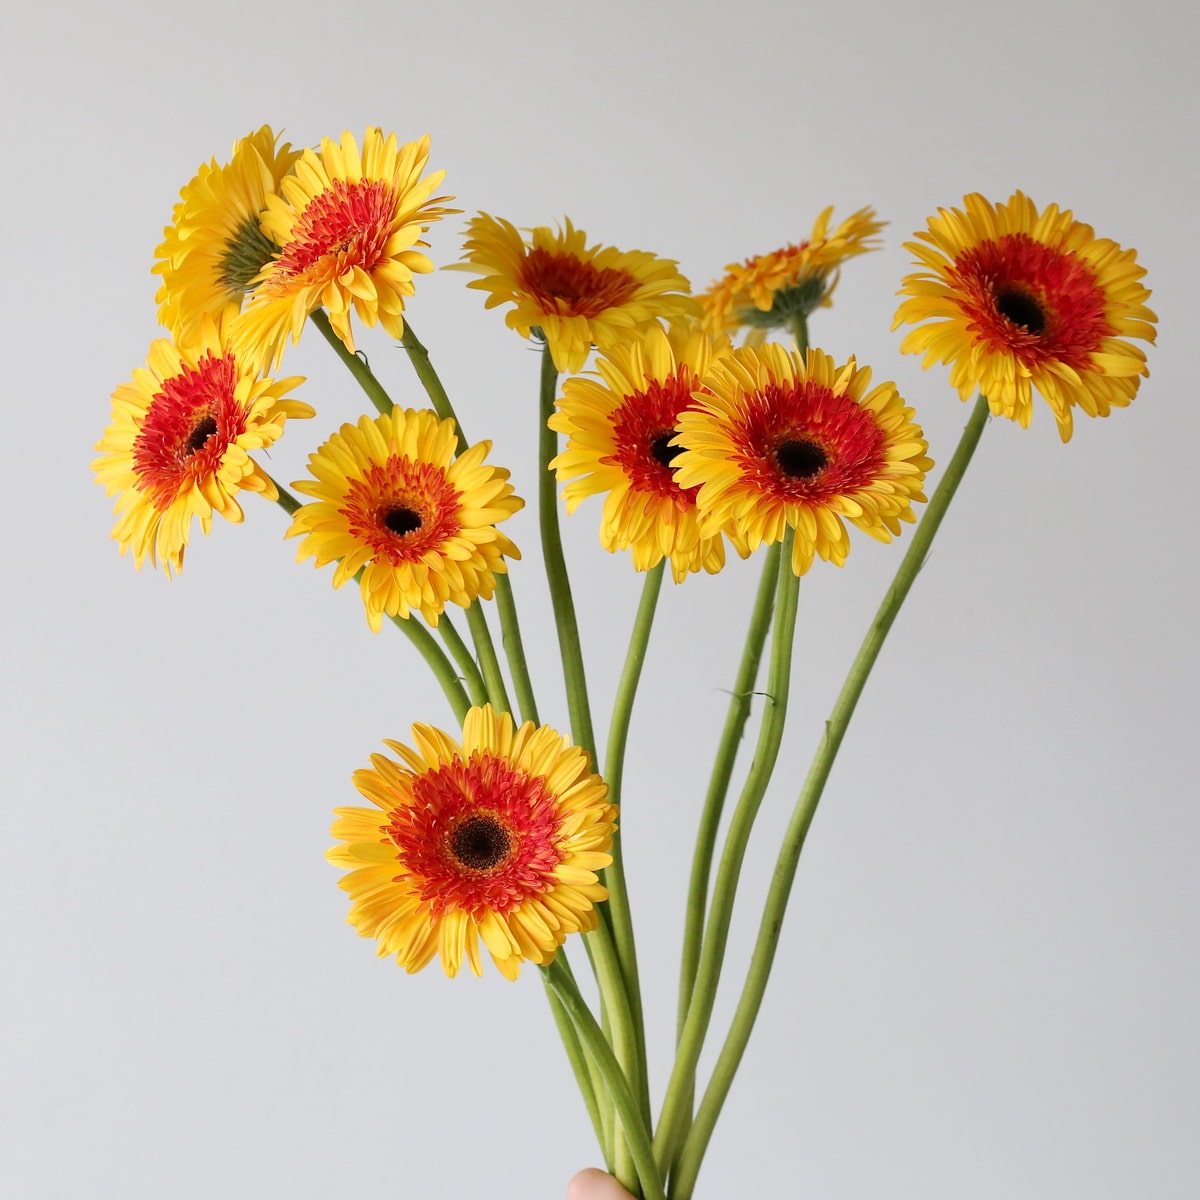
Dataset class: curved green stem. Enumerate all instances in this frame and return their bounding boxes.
[272,480,302,516]
[310,310,395,415]
[669,394,992,1200]
[436,615,488,708]
[788,312,810,357]
[544,958,665,1200]
[538,344,596,761]
[602,561,665,1131]
[400,319,468,454]
[465,603,511,714]
[677,544,780,1040]
[654,530,801,1174]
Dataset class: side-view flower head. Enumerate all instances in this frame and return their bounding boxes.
[328,704,616,979]
[287,409,522,631]
[455,213,701,374]
[549,324,731,581]
[92,315,312,575]
[674,344,931,576]
[234,128,455,368]
[893,190,1157,441]
[153,126,300,344]
[699,206,885,341]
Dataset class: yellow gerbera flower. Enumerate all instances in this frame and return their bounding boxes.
[699,207,885,340]
[153,126,300,344]
[233,129,455,368]
[287,409,522,631]
[328,704,615,980]
[456,213,701,374]
[92,317,312,576]
[549,325,730,581]
[674,345,931,576]
[893,191,1157,441]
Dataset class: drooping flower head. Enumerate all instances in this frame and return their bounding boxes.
[93,317,312,575]
[674,345,931,576]
[549,325,731,581]
[328,704,615,979]
[153,126,300,344]
[893,191,1157,441]
[234,129,455,368]
[455,213,701,374]
[699,207,885,340]
[288,409,522,631]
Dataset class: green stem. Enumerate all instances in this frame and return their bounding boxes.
[400,319,468,454]
[669,394,992,1200]
[788,312,810,357]
[309,310,395,415]
[538,344,596,761]
[465,603,511,714]
[543,968,611,1168]
[677,544,780,1040]
[272,480,302,516]
[654,530,801,1174]
[602,562,665,1131]
[399,320,538,724]
[544,958,665,1200]
[436,615,488,708]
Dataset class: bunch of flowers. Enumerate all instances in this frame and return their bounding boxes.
[95,125,1156,1199]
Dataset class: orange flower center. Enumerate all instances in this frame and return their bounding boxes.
[733,380,886,502]
[276,178,395,281]
[608,369,702,507]
[520,247,640,317]
[341,456,462,565]
[132,352,246,511]
[949,234,1112,368]
[385,752,565,918]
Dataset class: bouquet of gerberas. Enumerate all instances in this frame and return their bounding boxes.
[93,126,1156,1200]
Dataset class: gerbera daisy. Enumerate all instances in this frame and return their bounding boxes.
[893,191,1157,441]
[153,126,300,343]
[455,213,701,374]
[699,206,885,341]
[328,704,615,979]
[233,129,455,368]
[673,345,931,576]
[548,324,730,581]
[287,409,522,631]
[93,317,311,575]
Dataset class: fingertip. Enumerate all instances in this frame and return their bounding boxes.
[567,1167,633,1200]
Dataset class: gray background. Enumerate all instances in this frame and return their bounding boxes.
[3,0,1197,1196]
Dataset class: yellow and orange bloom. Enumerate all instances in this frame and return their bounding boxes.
[549,325,730,581]
[674,345,931,576]
[234,129,455,368]
[699,207,885,341]
[894,191,1157,441]
[287,409,522,631]
[93,317,311,575]
[328,704,615,979]
[456,213,701,374]
[153,126,300,344]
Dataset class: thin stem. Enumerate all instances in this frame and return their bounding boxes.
[399,320,538,724]
[436,615,488,708]
[465,603,511,714]
[677,544,781,1040]
[400,319,468,454]
[654,530,801,1174]
[538,344,596,761]
[788,312,810,357]
[309,310,394,415]
[544,958,665,1200]
[602,561,665,1131]
[670,394,992,1200]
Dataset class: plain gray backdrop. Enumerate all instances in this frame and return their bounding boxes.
[3,1,1197,1196]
